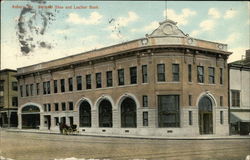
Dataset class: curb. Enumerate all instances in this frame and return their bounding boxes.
[4,129,250,140]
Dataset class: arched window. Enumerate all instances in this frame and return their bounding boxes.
[198,96,212,112]
[121,97,137,128]
[79,101,91,127]
[99,100,112,127]
[21,105,40,129]
[22,105,40,113]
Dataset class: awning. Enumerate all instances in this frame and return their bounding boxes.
[230,112,250,123]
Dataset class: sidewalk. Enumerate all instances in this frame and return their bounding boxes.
[4,128,250,140]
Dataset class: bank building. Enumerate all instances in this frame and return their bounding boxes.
[17,19,231,137]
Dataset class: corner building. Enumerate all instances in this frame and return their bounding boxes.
[17,20,231,137]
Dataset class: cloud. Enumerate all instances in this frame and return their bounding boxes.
[163,8,196,26]
[81,35,98,42]
[131,21,159,33]
[55,29,72,34]
[228,47,248,62]
[224,32,241,44]
[224,10,237,19]
[190,30,201,37]
[109,32,124,40]
[66,12,103,25]
[199,19,215,31]
[117,11,139,27]
[208,8,221,19]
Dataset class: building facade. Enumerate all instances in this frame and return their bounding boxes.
[0,69,18,128]
[17,20,231,137]
[229,49,250,135]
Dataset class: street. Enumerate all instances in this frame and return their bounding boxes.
[0,130,250,160]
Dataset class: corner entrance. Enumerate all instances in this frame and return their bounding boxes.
[198,96,213,134]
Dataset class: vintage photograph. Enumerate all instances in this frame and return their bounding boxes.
[0,1,250,160]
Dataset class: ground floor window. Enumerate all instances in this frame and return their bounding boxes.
[158,95,180,127]
[79,101,91,127]
[99,100,112,127]
[121,97,137,128]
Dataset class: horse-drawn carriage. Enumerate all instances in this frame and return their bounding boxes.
[59,123,78,135]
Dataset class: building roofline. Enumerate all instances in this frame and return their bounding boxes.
[0,69,17,73]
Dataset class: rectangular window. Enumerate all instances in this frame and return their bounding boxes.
[69,102,74,110]
[54,103,59,111]
[47,81,50,94]
[26,85,29,96]
[220,96,223,106]
[54,80,58,93]
[231,90,240,107]
[106,71,113,87]
[118,69,125,85]
[68,77,73,91]
[12,97,18,106]
[36,83,40,95]
[96,72,102,88]
[60,79,65,92]
[158,95,180,127]
[143,112,148,126]
[208,67,215,84]
[62,102,66,111]
[0,80,4,91]
[188,64,192,82]
[172,64,180,82]
[189,111,193,125]
[54,117,59,126]
[76,76,82,90]
[157,64,165,82]
[142,65,148,83]
[20,86,23,97]
[220,111,224,124]
[130,67,137,84]
[197,66,204,83]
[220,68,223,84]
[0,96,3,107]
[30,84,33,96]
[44,104,47,112]
[86,74,91,89]
[189,95,192,106]
[43,82,46,94]
[142,95,148,107]
[48,104,51,112]
[12,82,18,91]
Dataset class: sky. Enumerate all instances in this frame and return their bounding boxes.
[1,1,249,70]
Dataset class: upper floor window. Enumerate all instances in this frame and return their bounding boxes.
[189,95,192,106]
[172,64,180,82]
[130,67,137,84]
[220,68,223,84]
[36,83,40,95]
[231,90,240,107]
[76,76,82,90]
[47,81,50,94]
[68,77,73,91]
[12,82,18,91]
[62,102,66,111]
[118,69,124,86]
[26,85,29,96]
[12,97,18,106]
[188,64,192,82]
[142,65,148,83]
[157,64,165,82]
[0,80,4,91]
[20,85,23,97]
[30,84,33,96]
[86,74,91,89]
[96,72,102,88]
[143,112,148,126]
[60,79,65,92]
[43,81,50,95]
[0,96,4,107]
[208,67,215,84]
[142,95,148,107]
[54,80,58,93]
[54,103,59,111]
[197,66,204,83]
[106,71,113,87]
[69,102,74,110]
[220,96,223,106]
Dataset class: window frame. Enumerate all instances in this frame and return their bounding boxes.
[68,77,73,91]
[157,64,165,82]
[118,69,125,86]
[106,71,113,87]
[142,65,148,83]
[76,76,82,90]
[172,64,180,82]
[86,74,92,89]
[188,64,192,82]
[143,111,148,126]
[208,67,215,84]
[197,66,204,83]
[96,72,102,88]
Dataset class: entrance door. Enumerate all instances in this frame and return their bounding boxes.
[198,96,213,135]
[44,115,51,130]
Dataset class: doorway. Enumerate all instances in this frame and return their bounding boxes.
[199,96,213,134]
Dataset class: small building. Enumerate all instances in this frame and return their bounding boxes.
[16,19,231,137]
[0,69,18,128]
[229,49,250,135]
